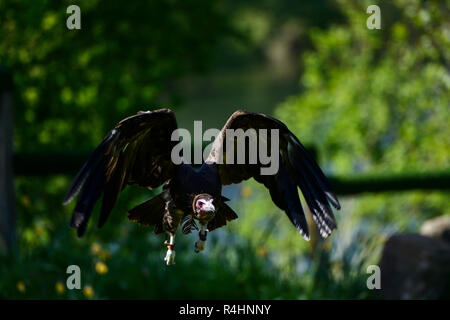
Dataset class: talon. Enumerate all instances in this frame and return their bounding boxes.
[194,240,206,253]
[164,235,176,265]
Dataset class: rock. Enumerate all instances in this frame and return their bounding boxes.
[420,215,450,243]
[379,233,450,299]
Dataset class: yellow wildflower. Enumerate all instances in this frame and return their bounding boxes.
[55,281,65,294]
[241,185,253,198]
[95,261,108,275]
[17,281,26,293]
[21,195,31,207]
[256,246,267,258]
[83,285,94,299]
[91,242,102,255]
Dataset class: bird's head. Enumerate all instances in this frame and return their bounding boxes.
[192,194,215,222]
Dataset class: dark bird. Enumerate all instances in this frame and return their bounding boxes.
[64,108,340,265]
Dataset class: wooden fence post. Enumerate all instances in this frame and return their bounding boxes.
[0,68,16,254]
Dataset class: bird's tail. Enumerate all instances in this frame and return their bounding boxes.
[127,191,167,234]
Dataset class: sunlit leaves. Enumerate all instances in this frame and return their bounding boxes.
[1,0,231,153]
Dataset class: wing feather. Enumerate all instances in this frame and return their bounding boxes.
[206,110,340,239]
[64,108,178,236]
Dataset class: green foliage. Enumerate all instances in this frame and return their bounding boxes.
[277,0,449,173]
[1,0,231,152]
[1,178,305,299]
[269,0,449,298]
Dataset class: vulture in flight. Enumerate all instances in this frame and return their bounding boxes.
[64,108,340,265]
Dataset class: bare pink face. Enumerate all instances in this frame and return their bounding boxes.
[194,198,215,219]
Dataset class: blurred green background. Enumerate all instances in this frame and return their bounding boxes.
[0,0,449,299]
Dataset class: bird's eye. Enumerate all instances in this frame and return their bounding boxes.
[198,201,204,206]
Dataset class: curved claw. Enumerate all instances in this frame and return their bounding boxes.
[164,249,176,265]
[194,240,206,253]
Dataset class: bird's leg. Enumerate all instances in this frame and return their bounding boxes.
[194,225,207,253]
[164,233,176,265]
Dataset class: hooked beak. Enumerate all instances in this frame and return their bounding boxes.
[203,202,215,213]
[196,202,215,219]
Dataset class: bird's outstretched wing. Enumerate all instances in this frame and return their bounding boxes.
[63,108,178,236]
[206,110,340,240]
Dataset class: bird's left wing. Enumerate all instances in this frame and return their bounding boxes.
[206,110,340,240]
[63,108,178,236]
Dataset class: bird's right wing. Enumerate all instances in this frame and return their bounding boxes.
[63,108,179,236]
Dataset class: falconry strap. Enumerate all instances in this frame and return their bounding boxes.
[164,240,175,250]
